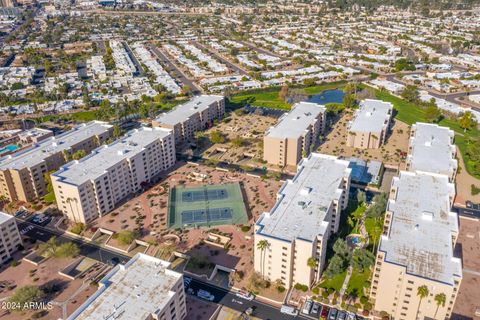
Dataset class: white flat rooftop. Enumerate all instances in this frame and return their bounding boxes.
[0,121,111,171]
[67,253,182,320]
[380,171,461,285]
[154,95,223,126]
[256,153,350,242]
[266,102,326,139]
[348,99,392,133]
[408,123,457,177]
[52,127,172,186]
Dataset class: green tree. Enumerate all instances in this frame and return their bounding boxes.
[112,124,125,139]
[210,131,225,144]
[416,285,430,319]
[256,240,269,280]
[231,137,245,148]
[400,85,419,102]
[342,94,356,109]
[459,112,476,131]
[71,149,87,160]
[434,293,446,318]
[351,249,375,272]
[55,242,80,258]
[9,286,44,311]
[307,257,318,269]
[425,104,442,123]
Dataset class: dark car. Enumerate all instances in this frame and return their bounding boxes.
[321,306,330,319]
[337,310,347,320]
[328,308,338,320]
[110,257,120,265]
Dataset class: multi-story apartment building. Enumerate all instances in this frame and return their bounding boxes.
[17,128,54,145]
[152,95,225,145]
[254,153,351,288]
[406,122,457,181]
[0,211,22,264]
[263,102,326,167]
[51,127,175,224]
[371,171,462,320]
[0,121,112,203]
[67,253,187,320]
[346,99,393,149]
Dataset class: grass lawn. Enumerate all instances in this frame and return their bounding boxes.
[229,90,291,110]
[318,271,347,292]
[368,85,480,179]
[346,268,371,297]
[43,192,56,204]
[228,81,347,110]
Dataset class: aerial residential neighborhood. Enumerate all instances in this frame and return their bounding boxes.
[0,0,480,320]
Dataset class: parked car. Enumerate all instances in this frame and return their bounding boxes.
[328,308,338,320]
[280,305,298,316]
[321,306,330,319]
[302,299,313,314]
[236,290,254,301]
[197,289,215,301]
[337,310,347,320]
[311,303,321,314]
[347,312,356,320]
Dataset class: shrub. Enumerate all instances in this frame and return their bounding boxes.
[363,302,373,311]
[277,286,285,293]
[10,260,18,267]
[472,184,480,196]
[70,223,85,235]
[360,296,369,304]
[240,225,251,232]
[312,287,320,294]
[294,283,308,292]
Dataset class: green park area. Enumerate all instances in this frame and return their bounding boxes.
[369,86,480,179]
[228,81,347,110]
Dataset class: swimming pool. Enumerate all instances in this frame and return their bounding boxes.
[0,145,19,155]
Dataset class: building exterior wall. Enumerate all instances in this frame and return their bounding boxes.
[0,125,111,203]
[371,251,461,320]
[152,97,225,145]
[53,132,176,224]
[263,112,325,167]
[0,212,22,264]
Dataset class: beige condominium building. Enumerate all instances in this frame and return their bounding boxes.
[263,102,326,167]
[0,211,22,264]
[152,95,225,145]
[67,253,187,320]
[51,127,175,224]
[0,121,112,203]
[371,171,461,320]
[346,99,393,149]
[406,122,457,182]
[254,153,351,288]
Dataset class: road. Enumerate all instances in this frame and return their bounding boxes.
[239,41,283,58]
[123,41,145,76]
[17,219,313,319]
[187,278,313,320]
[192,40,248,75]
[148,44,202,94]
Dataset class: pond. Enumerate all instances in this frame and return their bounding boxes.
[307,89,345,104]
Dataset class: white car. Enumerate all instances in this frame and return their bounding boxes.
[236,290,254,301]
[281,305,299,316]
[302,299,313,315]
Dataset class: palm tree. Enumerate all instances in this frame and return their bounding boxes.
[256,240,269,280]
[416,285,429,319]
[307,257,317,269]
[434,293,446,319]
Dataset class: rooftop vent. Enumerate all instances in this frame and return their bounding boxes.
[422,211,434,221]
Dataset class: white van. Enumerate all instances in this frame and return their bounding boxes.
[281,305,299,316]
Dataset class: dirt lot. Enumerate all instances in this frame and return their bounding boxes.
[199,112,277,167]
[318,113,410,167]
[0,250,101,320]
[452,217,480,319]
